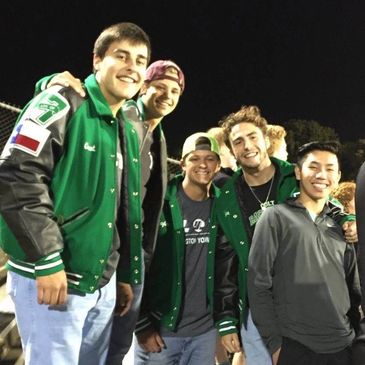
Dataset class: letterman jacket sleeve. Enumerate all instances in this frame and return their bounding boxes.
[134,272,155,335]
[34,73,60,96]
[214,227,240,336]
[0,86,82,276]
[327,197,356,225]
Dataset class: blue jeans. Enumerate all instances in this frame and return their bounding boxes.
[106,283,144,365]
[134,327,217,365]
[240,310,272,365]
[7,271,116,365]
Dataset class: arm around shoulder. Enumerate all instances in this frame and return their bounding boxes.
[34,71,85,97]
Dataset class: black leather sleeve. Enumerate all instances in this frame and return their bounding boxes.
[214,228,239,322]
[0,87,83,262]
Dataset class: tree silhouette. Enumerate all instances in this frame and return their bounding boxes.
[340,139,365,180]
[283,119,339,162]
[282,119,364,180]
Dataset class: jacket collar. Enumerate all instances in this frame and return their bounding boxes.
[165,174,220,201]
[270,157,295,178]
[136,98,146,120]
[228,157,294,185]
[136,97,164,135]
[286,196,331,215]
[84,74,115,118]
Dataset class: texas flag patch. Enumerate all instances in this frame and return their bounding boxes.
[11,119,51,156]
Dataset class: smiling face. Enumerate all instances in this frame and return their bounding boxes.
[181,150,220,188]
[140,77,181,119]
[229,122,271,172]
[93,39,148,109]
[295,150,341,203]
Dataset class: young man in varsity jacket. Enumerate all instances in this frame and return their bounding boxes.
[0,22,152,365]
[213,105,358,365]
[133,132,223,365]
[34,59,186,364]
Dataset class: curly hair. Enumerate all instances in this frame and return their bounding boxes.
[267,124,287,157]
[220,105,268,146]
[332,181,356,214]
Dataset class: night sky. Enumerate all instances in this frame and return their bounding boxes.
[2,0,365,156]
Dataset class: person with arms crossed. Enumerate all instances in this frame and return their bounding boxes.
[248,141,361,365]
[0,22,151,365]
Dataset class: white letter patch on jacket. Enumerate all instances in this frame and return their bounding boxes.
[25,87,70,128]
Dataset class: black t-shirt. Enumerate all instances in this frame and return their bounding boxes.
[235,169,279,241]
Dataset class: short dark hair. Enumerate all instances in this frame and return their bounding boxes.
[296,141,340,168]
[93,22,151,62]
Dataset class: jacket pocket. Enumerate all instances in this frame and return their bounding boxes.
[57,208,90,227]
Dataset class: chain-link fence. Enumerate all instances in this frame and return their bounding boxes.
[0,103,23,363]
[0,102,21,153]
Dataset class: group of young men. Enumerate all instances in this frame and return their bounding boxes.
[0,21,364,365]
